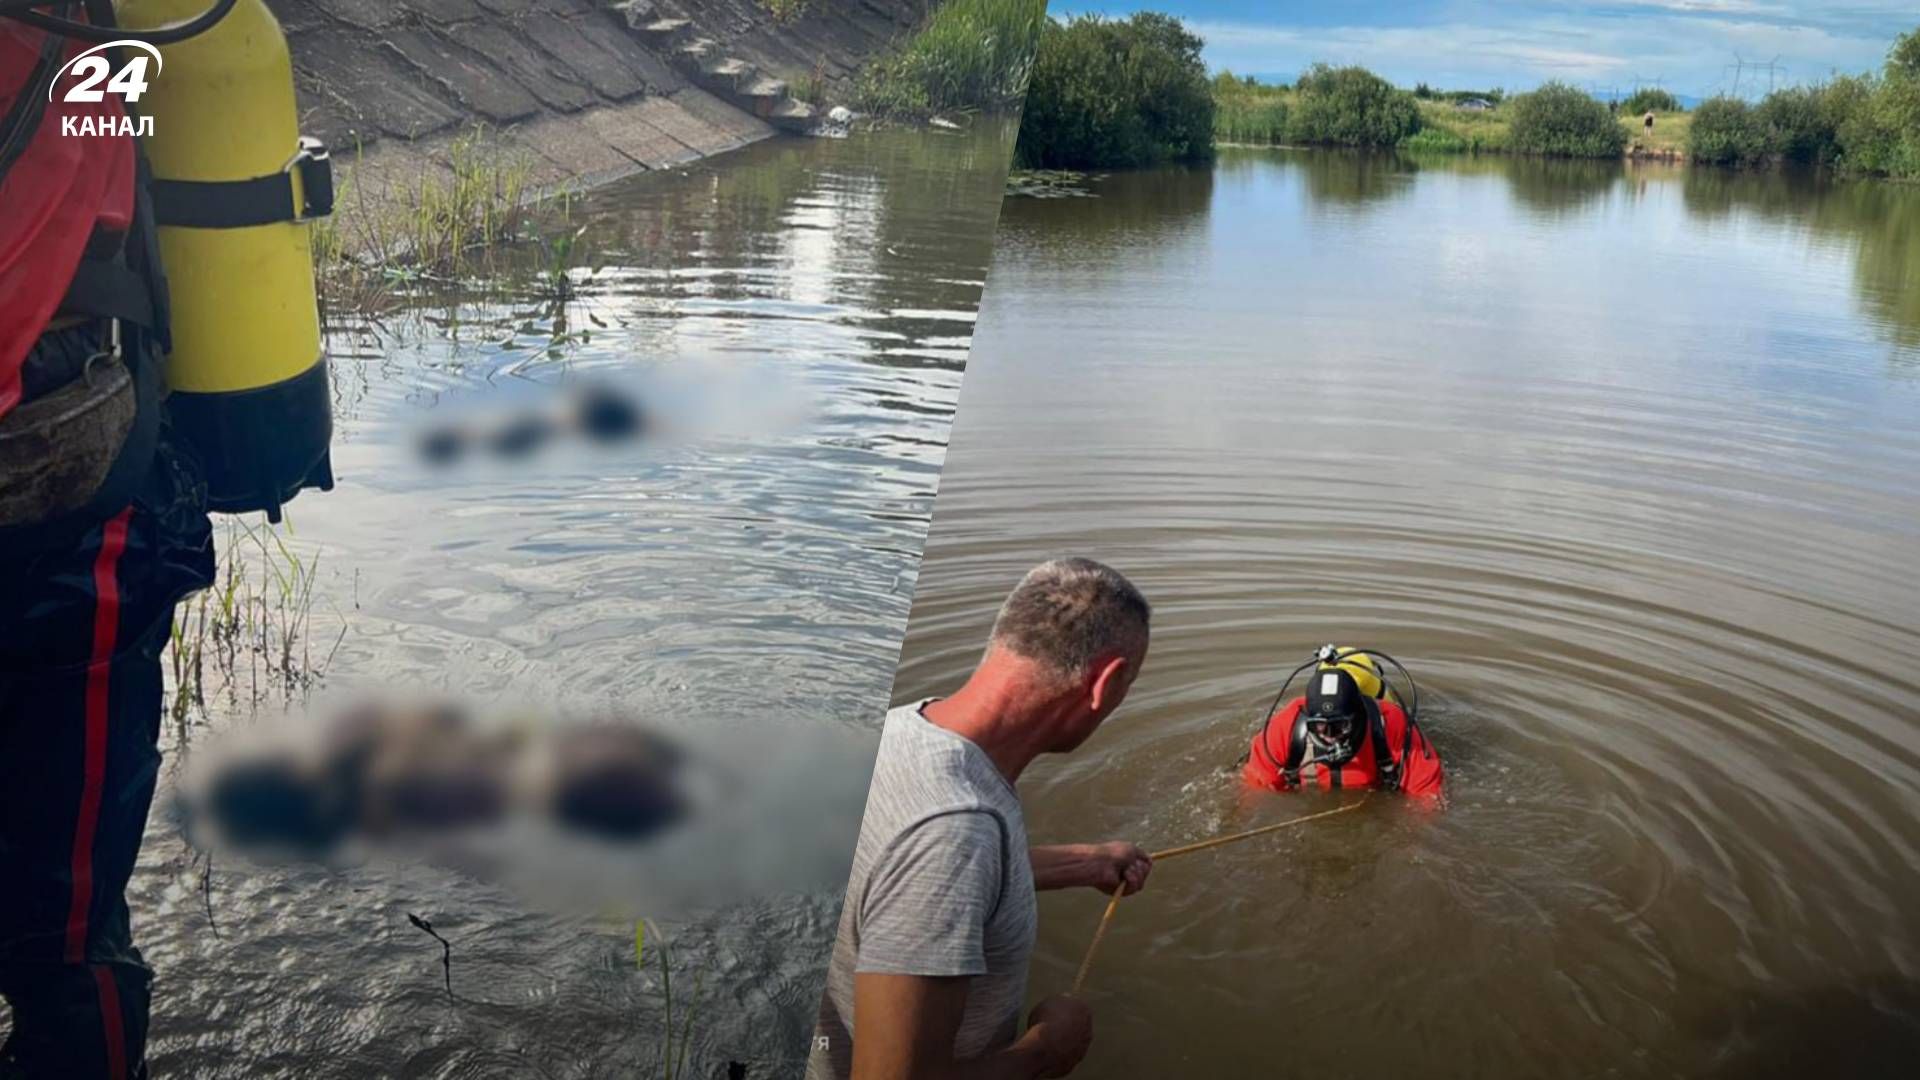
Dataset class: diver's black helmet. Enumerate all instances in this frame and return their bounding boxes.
[1304,667,1367,763]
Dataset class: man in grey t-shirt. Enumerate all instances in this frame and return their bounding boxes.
[809,558,1155,1080]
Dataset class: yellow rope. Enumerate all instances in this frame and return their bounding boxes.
[1068,798,1366,996]
[1070,889,1126,996]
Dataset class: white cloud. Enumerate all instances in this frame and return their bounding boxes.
[1607,0,1788,13]
[1190,20,1631,82]
[1185,5,1902,93]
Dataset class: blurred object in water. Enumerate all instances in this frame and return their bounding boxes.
[178,697,688,858]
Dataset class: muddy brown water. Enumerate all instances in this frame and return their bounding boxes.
[29,121,1016,1078]
[893,148,1920,1078]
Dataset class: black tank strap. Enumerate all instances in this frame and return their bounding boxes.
[1367,697,1401,793]
[148,139,333,230]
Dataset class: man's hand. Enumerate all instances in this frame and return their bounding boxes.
[1088,841,1151,896]
[1030,842,1152,894]
[1026,995,1093,1078]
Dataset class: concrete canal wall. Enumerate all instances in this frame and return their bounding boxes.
[269,0,932,205]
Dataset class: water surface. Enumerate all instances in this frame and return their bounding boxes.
[895,148,1920,1078]
[126,121,1016,1078]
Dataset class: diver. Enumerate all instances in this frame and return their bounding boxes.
[1241,645,1444,797]
[3,2,332,1075]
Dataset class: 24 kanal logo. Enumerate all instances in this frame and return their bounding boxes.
[50,39,162,136]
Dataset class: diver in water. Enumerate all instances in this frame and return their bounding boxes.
[1241,646,1444,797]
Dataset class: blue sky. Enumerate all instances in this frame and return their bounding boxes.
[1061,2,1917,97]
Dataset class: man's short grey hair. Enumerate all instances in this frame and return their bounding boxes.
[989,558,1150,680]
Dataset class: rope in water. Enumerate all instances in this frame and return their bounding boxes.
[1068,798,1367,995]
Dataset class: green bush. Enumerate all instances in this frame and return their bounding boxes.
[1757,85,1842,164]
[1892,27,1920,81]
[1285,64,1422,147]
[1014,13,1215,168]
[852,0,1046,116]
[1505,82,1628,157]
[1827,26,1920,178]
[1622,87,1682,114]
[1689,96,1770,165]
[1837,76,1920,177]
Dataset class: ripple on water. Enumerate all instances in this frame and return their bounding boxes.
[900,149,1920,1077]
[123,124,1021,1075]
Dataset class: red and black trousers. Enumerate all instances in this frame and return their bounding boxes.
[1,424,212,1078]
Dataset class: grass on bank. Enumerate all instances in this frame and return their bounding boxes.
[851,0,1046,118]
[311,126,587,316]
[166,516,343,742]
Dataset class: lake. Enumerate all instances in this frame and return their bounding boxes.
[894,147,1920,1077]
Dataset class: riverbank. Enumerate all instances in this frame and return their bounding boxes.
[277,0,933,254]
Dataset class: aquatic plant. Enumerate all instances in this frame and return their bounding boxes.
[310,125,584,316]
[851,0,1046,117]
[1504,82,1629,158]
[636,919,706,1080]
[166,515,344,741]
[1015,12,1215,168]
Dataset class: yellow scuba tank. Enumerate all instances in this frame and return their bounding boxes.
[1319,648,1403,709]
[116,0,332,521]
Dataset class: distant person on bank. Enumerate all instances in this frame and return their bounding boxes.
[808,559,1156,1080]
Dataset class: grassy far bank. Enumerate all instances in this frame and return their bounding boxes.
[849,0,1046,118]
[1020,10,1920,178]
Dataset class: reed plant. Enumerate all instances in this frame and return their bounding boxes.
[310,126,583,316]
[165,515,344,742]
[1211,72,1289,145]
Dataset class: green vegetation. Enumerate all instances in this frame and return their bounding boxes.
[1415,98,1512,152]
[1211,72,1288,145]
[1414,84,1505,106]
[758,0,811,23]
[634,920,706,1080]
[1020,10,1920,179]
[311,126,586,314]
[1688,96,1769,165]
[1014,13,1214,168]
[1758,82,1851,165]
[1622,87,1683,115]
[1400,126,1471,154]
[850,0,1046,117]
[1679,27,1920,176]
[1505,82,1629,157]
[166,516,342,737]
[1287,63,1422,146]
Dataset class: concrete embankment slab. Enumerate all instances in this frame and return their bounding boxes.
[267,0,927,233]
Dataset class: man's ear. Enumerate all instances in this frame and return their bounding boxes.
[1088,654,1130,714]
